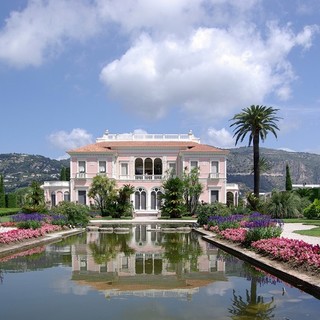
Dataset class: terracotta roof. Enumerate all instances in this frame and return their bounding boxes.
[67,141,227,154]
[180,144,229,154]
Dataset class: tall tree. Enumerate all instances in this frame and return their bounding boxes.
[230,105,280,198]
[183,167,203,215]
[60,167,67,181]
[161,176,185,218]
[0,174,5,207]
[285,163,293,191]
[88,175,117,216]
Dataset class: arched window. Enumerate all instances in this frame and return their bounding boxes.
[227,192,234,207]
[151,187,163,210]
[144,158,153,176]
[135,158,143,177]
[154,158,162,177]
[51,192,56,207]
[135,187,146,210]
[64,191,70,202]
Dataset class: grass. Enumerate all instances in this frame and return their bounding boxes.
[0,216,11,223]
[0,208,20,216]
[294,227,320,237]
[282,218,320,226]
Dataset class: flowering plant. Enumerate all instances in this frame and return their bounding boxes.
[219,228,247,243]
[251,238,320,268]
[0,224,62,244]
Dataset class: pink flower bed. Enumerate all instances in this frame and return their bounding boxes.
[0,224,62,244]
[219,228,247,243]
[251,237,320,268]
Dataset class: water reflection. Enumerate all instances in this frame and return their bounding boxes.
[72,225,227,298]
[229,264,276,319]
[0,224,319,320]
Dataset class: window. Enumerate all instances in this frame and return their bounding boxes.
[154,158,163,176]
[151,188,162,210]
[64,191,70,202]
[168,162,176,175]
[78,190,86,205]
[135,158,143,177]
[51,192,56,207]
[211,161,219,178]
[210,190,219,203]
[99,161,106,173]
[78,161,86,173]
[190,161,198,170]
[135,187,146,210]
[145,158,153,176]
[120,162,129,178]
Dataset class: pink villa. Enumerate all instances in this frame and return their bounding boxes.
[43,130,238,217]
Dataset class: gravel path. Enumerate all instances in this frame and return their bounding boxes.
[281,223,320,245]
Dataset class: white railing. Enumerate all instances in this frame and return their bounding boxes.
[42,181,70,187]
[96,131,200,143]
[134,175,164,180]
[209,173,223,179]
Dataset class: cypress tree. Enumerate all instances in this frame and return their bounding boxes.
[6,193,17,208]
[0,174,4,193]
[285,163,293,191]
[60,167,67,181]
[0,174,5,207]
[65,167,70,181]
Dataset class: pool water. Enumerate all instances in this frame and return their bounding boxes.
[0,223,319,320]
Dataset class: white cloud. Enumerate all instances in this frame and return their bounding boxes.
[100,22,317,122]
[0,0,100,67]
[205,127,235,148]
[0,0,259,68]
[48,128,93,151]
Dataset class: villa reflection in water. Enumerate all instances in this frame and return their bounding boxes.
[71,224,236,299]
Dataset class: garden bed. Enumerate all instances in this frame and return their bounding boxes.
[195,228,320,299]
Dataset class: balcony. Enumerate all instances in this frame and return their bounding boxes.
[208,173,223,179]
[76,173,87,179]
[134,175,164,180]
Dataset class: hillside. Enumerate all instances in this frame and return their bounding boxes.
[0,153,69,193]
[227,147,320,193]
[1,148,320,194]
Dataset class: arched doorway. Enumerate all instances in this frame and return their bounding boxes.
[135,187,146,210]
[151,187,163,210]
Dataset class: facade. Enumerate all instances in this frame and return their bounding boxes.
[43,131,238,217]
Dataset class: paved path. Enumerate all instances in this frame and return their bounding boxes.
[281,223,320,245]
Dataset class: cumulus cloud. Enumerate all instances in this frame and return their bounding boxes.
[100,22,318,122]
[48,128,93,151]
[0,0,260,68]
[0,0,100,67]
[205,127,235,148]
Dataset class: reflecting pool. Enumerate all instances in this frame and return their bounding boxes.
[1,224,319,320]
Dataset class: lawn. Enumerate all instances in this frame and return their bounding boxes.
[283,218,320,226]
[294,227,320,237]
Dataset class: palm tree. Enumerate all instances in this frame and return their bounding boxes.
[230,105,280,198]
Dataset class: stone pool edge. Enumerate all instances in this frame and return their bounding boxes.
[0,228,84,258]
[194,228,320,300]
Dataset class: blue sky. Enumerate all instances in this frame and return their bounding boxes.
[0,0,320,159]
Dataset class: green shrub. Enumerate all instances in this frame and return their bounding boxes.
[244,226,282,247]
[52,201,90,226]
[17,220,42,229]
[304,199,320,219]
[196,203,231,225]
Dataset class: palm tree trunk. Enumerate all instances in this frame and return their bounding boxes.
[253,133,260,198]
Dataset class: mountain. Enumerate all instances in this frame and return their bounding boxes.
[0,153,69,193]
[227,147,320,194]
[1,148,320,194]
